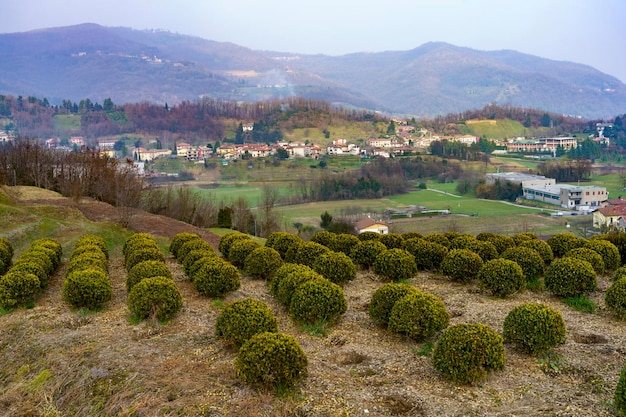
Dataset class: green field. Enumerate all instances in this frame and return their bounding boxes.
[53,114,81,131]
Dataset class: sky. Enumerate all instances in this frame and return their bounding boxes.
[5,0,626,82]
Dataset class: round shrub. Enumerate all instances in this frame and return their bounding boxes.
[424,233,450,248]
[564,247,605,275]
[615,267,626,282]
[0,271,40,308]
[244,246,283,280]
[477,233,515,255]
[123,233,157,257]
[478,258,525,298]
[127,260,172,292]
[440,249,484,282]
[432,323,505,384]
[215,298,278,348]
[66,252,108,275]
[468,240,499,262]
[310,230,337,249]
[388,291,450,341]
[269,263,315,298]
[192,258,240,298]
[188,256,220,281]
[357,231,381,241]
[615,363,626,415]
[75,235,108,259]
[402,232,423,241]
[293,241,331,268]
[62,268,112,309]
[379,233,405,250]
[372,248,418,281]
[349,240,387,270]
[449,234,479,251]
[125,246,164,271]
[182,249,218,276]
[312,251,356,285]
[503,303,566,354]
[228,239,261,269]
[218,232,252,258]
[547,233,583,258]
[283,241,303,264]
[0,237,14,267]
[331,233,360,256]
[404,238,448,271]
[235,332,308,389]
[275,268,324,308]
[10,260,48,289]
[128,276,182,321]
[512,232,539,245]
[177,239,214,264]
[0,258,4,275]
[31,239,62,267]
[544,257,597,297]
[289,278,347,325]
[71,244,107,263]
[369,282,419,325]
[501,246,545,282]
[265,232,303,259]
[583,239,621,271]
[518,239,554,265]
[606,277,626,318]
[17,250,54,275]
[169,232,201,258]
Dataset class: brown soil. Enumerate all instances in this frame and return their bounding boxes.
[1,189,625,416]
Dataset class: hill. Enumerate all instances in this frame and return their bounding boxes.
[1,24,625,119]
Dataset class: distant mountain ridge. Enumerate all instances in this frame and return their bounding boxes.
[0,23,624,119]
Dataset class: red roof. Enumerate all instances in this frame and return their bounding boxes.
[597,206,626,216]
[355,218,388,230]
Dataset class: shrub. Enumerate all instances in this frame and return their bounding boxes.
[404,238,448,271]
[127,260,172,292]
[182,249,218,276]
[368,282,420,325]
[75,234,109,259]
[265,232,303,259]
[432,323,505,384]
[331,233,360,256]
[10,260,48,289]
[0,271,40,309]
[218,232,251,258]
[62,268,112,309]
[244,246,283,280]
[192,258,240,298]
[379,233,405,249]
[615,363,626,416]
[66,252,108,276]
[501,246,545,282]
[125,246,164,271]
[372,248,418,281]
[424,233,450,248]
[293,241,331,268]
[583,239,621,271]
[449,234,479,251]
[388,291,449,341]
[177,239,214,264]
[518,239,554,265]
[468,240,499,262]
[402,232,423,240]
[269,263,315,298]
[71,244,107,263]
[310,230,337,249]
[503,303,566,354]
[349,240,387,270]
[31,239,63,267]
[547,233,583,258]
[235,332,308,389]
[544,257,597,297]
[440,249,484,282]
[283,241,303,264]
[128,276,182,321]
[123,233,157,257]
[276,268,324,308]
[18,250,54,275]
[357,231,381,241]
[0,237,14,268]
[169,232,201,258]
[290,278,347,324]
[477,233,515,255]
[188,256,219,281]
[564,247,605,275]
[478,258,525,298]
[512,232,539,245]
[606,277,626,318]
[312,251,356,285]
[228,239,261,268]
[215,298,278,348]
[615,267,626,282]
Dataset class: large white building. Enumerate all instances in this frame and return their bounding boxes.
[523,183,608,210]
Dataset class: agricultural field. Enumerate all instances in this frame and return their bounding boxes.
[52,114,81,131]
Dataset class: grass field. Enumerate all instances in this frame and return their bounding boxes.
[459,119,528,139]
[53,114,81,131]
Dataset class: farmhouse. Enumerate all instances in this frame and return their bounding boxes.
[523,183,608,210]
[593,205,626,230]
[354,218,389,234]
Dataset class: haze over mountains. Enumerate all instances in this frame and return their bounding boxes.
[1,23,624,119]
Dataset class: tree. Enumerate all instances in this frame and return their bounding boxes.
[541,113,551,128]
[320,211,333,229]
[387,120,396,136]
[276,147,289,160]
[103,98,114,112]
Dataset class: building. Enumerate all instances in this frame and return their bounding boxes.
[355,218,389,234]
[506,137,578,153]
[523,183,608,210]
[486,172,556,188]
[593,206,626,230]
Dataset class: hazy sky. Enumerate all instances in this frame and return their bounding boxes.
[5,0,626,82]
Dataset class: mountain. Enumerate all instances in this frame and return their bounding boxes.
[1,23,624,119]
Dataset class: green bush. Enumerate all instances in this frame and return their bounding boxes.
[584,239,621,271]
[182,249,218,276]
[501,246,545,281]
[0,271,40,308]
[331,233,360,256]
[269,263,316,298]
[368,282,419,325]
[432,323,505,384]
[18,250,54,275]
[606,277,626,319]
[128,276,182,321]
[404,238,448,271]
[0,258,5,276]
[10,260,48,289]
[293,241,331,268]
[265,232,303,259]
[218,232,252,258]
[71,244,107,263]
[188,256,220,281]
[477,233,515,255]
[615,363,626,416]
[31,238,63,267]
[564,247,605,275]
[66,253,108,276]
[310,230,337,249]
[440,249,484,282]
[177,239,214,264]
[289,278,347,325]
[503,303,566,354]
[275,268,324,308]
[379,233,405,250]
[244,246,283,280]
[192,258,240,298]
[228,239,261,269]
[357,231,381,241]
[372,248,418,281]
[283,241,303,264]
[615,267,626,282]
[123,233,157,257]
[512,232,539,245]
[544,257,597,297]
[75,234,109,259]
[478,258,525,298]
[424,233,450,248]
[388,291,449,341]
[349,240,387,270]
[0,237,14,268]
[169,232,201,258]
[215,298,278,348]
[402,232,423,240]
[125,246,164,271]
[449,234,479,250]
[312,251,356,285]
[547,233,583,258]
[62,268,112,309]
[518,239,554,265]
[235,332,308,389]
[127,260,172,292]
[468,240,499,262]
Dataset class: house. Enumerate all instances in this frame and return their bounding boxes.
[69,136,85,147]
[593,206,626,230]
[355,218,389,234]
[523,183,608,210]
